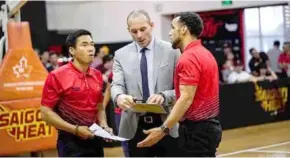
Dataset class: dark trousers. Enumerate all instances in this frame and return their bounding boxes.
[57,130,104,157]
[128,113,178,157]
[177,118,222,157]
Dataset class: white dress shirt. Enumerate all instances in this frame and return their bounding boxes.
[135,38,155,96]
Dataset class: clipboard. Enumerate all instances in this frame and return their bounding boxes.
[132,103,167,114]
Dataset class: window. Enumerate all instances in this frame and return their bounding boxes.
[260,6,284,36]
[245,8,260,37]
[244,5,288,72]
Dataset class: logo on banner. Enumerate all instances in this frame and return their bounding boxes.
[1,53,45,92]
[254,83,288,116]
[0,105,53,141]
[12,56,32,78]
[225,23,238,32]
[200,18,223,38]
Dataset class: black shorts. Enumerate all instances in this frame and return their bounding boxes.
[57,130,104,157]
[177,118,222,157]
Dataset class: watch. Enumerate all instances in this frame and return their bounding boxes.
[160,125,170,135]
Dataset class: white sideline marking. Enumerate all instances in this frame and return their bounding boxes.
[250,150,290,154]
[218,141,290,157]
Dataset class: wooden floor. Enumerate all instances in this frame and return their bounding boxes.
[26,120,289,157]
[217,120,290,157]
[103,121,290,157]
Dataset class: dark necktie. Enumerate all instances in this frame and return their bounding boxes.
[140,48,150,102]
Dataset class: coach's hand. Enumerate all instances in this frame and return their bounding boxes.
[137,127,165,148]
[76,126,94,139]
[117,94,135,111]
[147,94,164,105]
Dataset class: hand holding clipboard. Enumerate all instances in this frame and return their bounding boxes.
[131,98,167,114]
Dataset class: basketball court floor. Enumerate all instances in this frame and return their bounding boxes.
[102,120,290,157]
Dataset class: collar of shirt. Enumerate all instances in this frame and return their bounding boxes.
[184,39,202,52]
[135,37,155,53]
[69,62,94,78]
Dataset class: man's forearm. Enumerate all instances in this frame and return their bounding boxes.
[40,106,76,134]
[98,104,108,127]
[111,56,126,103]
[163,96,192,129]
[103,83,111,109]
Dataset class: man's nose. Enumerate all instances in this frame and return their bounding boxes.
[88,46,95,52]
[137,31,142,39]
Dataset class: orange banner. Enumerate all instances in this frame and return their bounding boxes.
[0,21,56,155]
[0,98,57,156]
[0,22,48,101]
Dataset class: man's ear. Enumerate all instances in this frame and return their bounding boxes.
[69,47,75,57]
[150,21,155,28]
[181,25,188,35]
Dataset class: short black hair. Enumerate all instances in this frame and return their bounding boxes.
[174,12,203,37]
[65,29,92,49]
[283,41,290,45]
[274,40,280,47]
[249,48,255,54]
[102,54,113,63]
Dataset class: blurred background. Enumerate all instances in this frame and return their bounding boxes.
[0,0,289,157]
